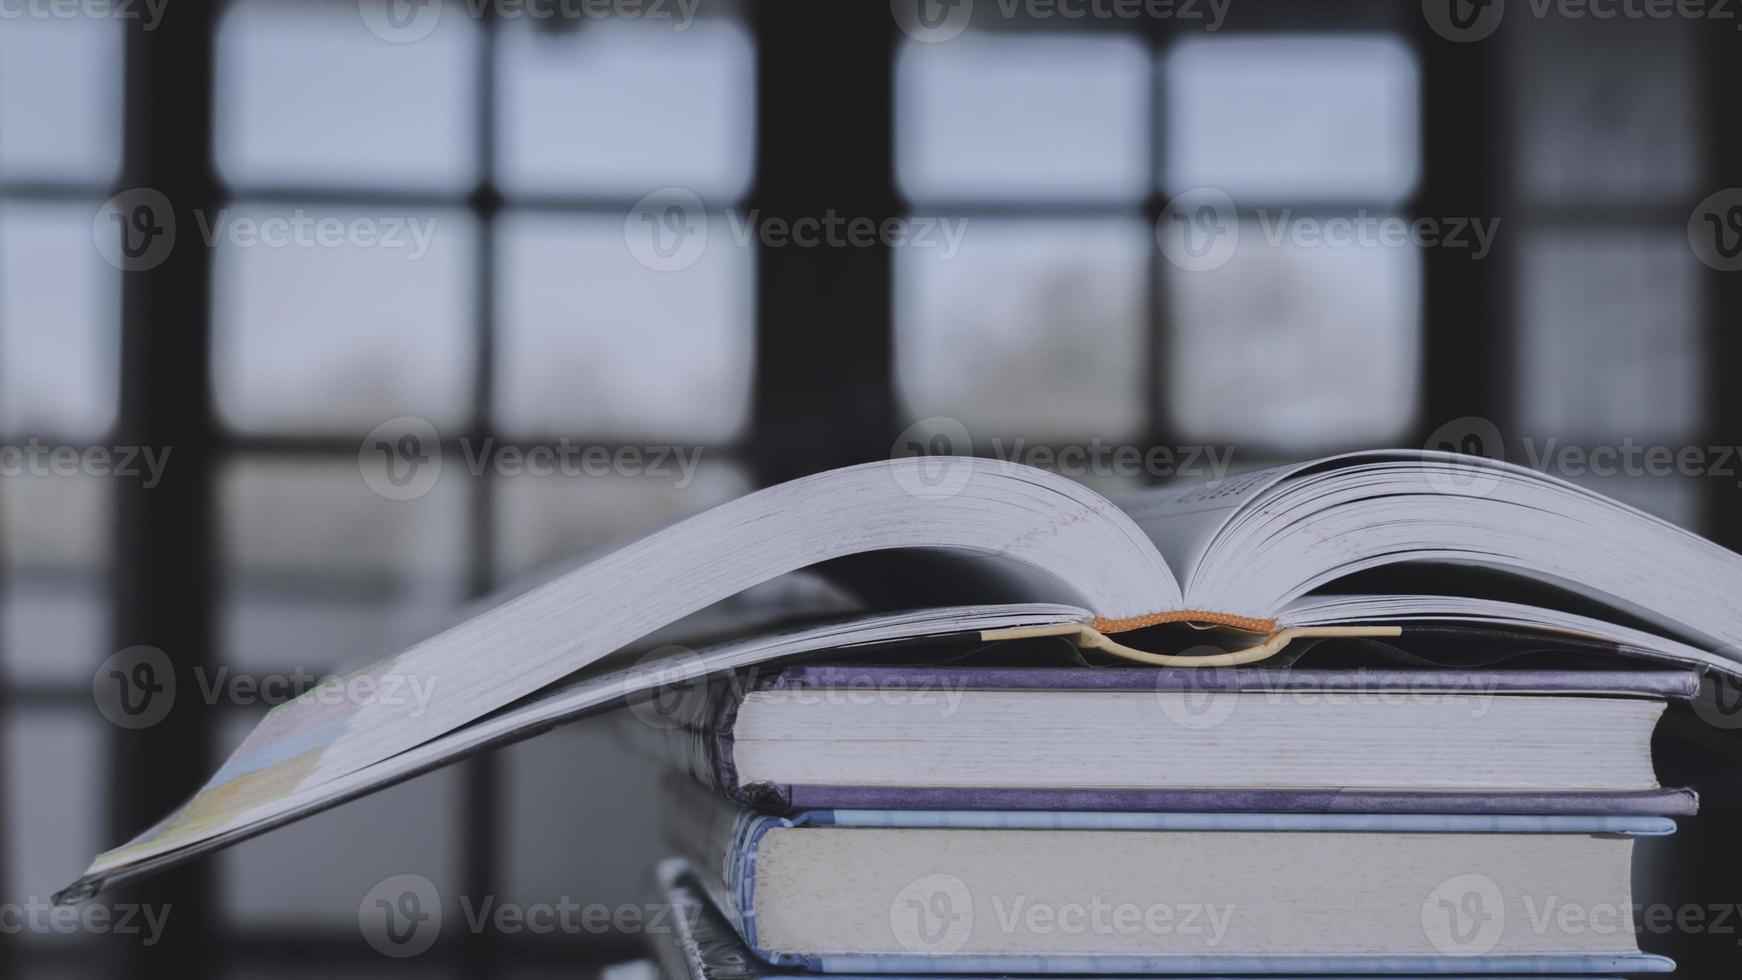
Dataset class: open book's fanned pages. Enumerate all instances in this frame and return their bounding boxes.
[664,794,1678,976]
[618,665,1700,816]
[57,451,1742,903]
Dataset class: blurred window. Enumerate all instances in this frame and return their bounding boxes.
[1508,16,1702,527]
[895,33,1152,449]
[215,0,481,191]
[0,21,122,948]
[1160,34,1422,453]
[199,0,761,933]
[895,29,1424,463]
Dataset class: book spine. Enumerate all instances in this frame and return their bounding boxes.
[658,778,786,952]
[610,677,790,808]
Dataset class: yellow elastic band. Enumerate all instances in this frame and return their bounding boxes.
[979,623,1403,667]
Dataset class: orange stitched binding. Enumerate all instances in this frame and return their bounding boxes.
[1090,610,1278,635]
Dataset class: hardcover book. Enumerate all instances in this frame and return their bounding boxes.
[646,857,1622,980]
[621,664,1702,816]
[660,788,1678,975]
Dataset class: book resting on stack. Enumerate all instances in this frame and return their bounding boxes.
[51,450,1742,975]
[630,663,1693,974]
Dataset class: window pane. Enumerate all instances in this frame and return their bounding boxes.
[1509,17,1697,206]
[897,218,1148,442]
[1,470,111,577]
[2,471,112,683]
[492,462,749,583]
[0,201,120,439]
[1164,35,1419,203]
[215,0,479,190]
[5,710,103,938]
[220,457,468,673]
[1167,222,1421,449]
[218,710,463,928]
[496,18,754,199]
[0,16,122,183]
[212,205,475,433]
[897,35,1150,203]
[501,715,663,911]
[1516,228,1700,442]
[494,211,753,441]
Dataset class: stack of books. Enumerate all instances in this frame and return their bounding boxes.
[51,450,1741,977]
[633,660,1694,976]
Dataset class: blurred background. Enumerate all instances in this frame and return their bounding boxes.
[3,0,1742,975]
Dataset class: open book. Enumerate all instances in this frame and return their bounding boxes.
[57,450,1742,903]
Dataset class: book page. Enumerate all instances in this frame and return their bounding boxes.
[1112,463,1304,592]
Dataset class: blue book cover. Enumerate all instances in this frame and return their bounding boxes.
[664,793,1678,976]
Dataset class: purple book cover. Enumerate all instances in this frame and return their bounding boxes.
[622,665,1701,817]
